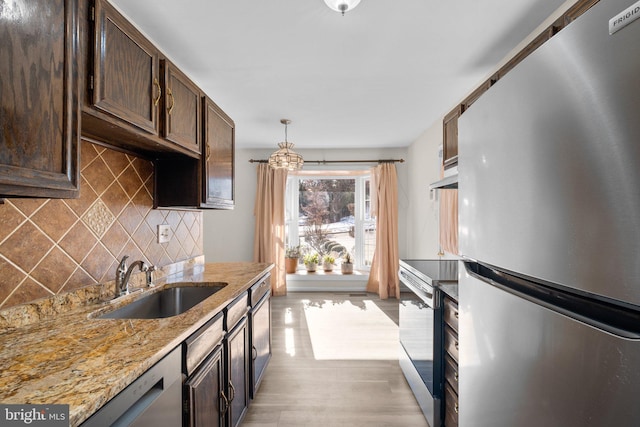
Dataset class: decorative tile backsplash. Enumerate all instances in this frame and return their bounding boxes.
[0,140,204,310]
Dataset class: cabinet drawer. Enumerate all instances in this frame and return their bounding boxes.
[184,311,224,376]
[250,275,271,307]
[443,297,459,333]
[225,292,249,331]
[444,382,459,427]
[444,325,459,363]
[444,354,459,395]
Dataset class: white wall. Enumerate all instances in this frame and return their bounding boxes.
[405,120,446,259]
[203,146,409,262]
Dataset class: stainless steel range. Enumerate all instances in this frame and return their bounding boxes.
[398,259,457,427]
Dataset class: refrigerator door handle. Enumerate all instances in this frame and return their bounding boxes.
[465,261,640,340]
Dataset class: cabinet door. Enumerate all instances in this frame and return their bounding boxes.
[250,294,271,398]
[92,0,159,135]
[0,0,80,198]
[226,318,249,427]
[202,97,235,209]
[162,60,201,156]
[185,346,225,427]
[442,106,461,169]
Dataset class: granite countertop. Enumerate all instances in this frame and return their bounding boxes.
[0,262,272,427]
[439,283,459,302]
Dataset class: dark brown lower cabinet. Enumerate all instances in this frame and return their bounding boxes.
[185,346,224,427]
[226,317,249,427]
[250,292,271,398]
[444,382,459,427]
[443,296,459,426]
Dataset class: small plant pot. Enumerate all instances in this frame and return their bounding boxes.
[285,257,298,274]
[323,262,334,272]
[305,262,318,272]
[341,263,354,274]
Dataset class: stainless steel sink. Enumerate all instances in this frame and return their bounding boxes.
[98,284,226,319]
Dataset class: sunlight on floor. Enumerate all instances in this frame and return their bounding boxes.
[302,298,398,360]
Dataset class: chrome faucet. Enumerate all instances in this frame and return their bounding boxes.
[115,256,149,297]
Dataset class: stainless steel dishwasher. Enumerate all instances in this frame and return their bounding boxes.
[80,347,183,427]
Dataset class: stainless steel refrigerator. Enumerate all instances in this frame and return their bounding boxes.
[458,0,640,426]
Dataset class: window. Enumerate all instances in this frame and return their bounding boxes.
[285,171,375,271]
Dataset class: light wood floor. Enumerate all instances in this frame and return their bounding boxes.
[242,292,430,427]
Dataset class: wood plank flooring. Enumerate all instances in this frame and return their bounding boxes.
[242,292,430,427]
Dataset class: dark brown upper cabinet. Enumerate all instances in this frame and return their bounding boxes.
[202,96,235,209]
[0,0,80,198]
[92,0,159,135]
[162,60,202,156]
[442,107,461,170]
[83,0,199,158]
[155,96,234,209]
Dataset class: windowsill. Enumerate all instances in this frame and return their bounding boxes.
[287,269,368,280]
[286,269,369,292]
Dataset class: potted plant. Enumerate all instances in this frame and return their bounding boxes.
[341,252,354,274]
[285,245,300,274]
[303,252,319,272]
[322,254,335,272]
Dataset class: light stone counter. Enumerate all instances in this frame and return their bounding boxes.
[0,262,273,426]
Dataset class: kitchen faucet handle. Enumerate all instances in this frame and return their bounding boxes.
[146,265,156,287]
[117,255,129,273]
[115,255,130,297]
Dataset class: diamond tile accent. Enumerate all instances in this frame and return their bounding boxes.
[0,142,204,310]
[82,200,115,238]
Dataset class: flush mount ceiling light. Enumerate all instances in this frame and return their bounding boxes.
[268,119,304,171]
[324,0,361,16]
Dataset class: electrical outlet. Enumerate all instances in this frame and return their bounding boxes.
[157,224,171,243]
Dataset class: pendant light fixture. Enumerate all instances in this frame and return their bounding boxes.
[324,0,361,16]
[268,119,304,171]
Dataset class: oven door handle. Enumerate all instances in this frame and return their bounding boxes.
[399,269,436,307]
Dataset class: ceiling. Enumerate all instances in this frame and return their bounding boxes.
[109,0,567,150]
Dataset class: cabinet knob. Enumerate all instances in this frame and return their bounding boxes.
[454,403,459,414]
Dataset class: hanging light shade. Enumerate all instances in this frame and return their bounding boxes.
[324,0,361,15]
[268,119,304,171]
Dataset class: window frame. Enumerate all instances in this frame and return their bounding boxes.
[285,171,373,272]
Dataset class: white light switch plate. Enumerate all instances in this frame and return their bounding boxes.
[157,224,171,243]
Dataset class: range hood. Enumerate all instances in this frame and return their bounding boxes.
[429,174,458,190]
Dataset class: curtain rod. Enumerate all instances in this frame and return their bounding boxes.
[248,158,404,164]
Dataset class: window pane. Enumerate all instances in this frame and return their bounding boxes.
[298,178,355,259]
[286,174,375,271]
[363,178,375,266]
